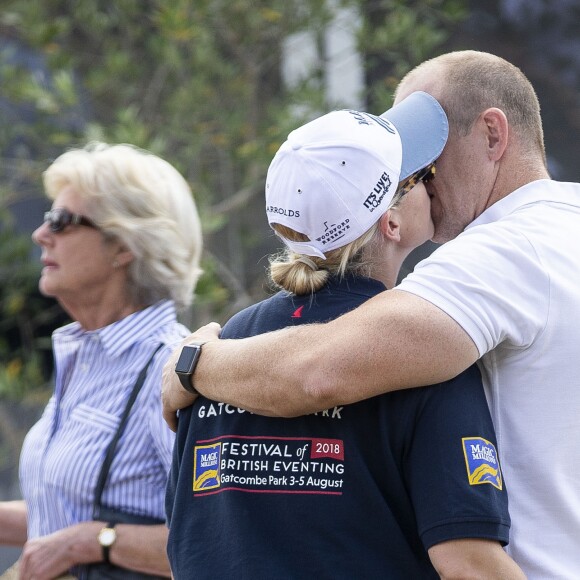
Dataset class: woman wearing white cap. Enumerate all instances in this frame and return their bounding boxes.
[165,93,524,579]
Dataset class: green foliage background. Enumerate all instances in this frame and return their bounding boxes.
[0,0,466,400]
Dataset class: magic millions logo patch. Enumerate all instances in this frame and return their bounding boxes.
[462,437,502,490]
[193,443,221,491]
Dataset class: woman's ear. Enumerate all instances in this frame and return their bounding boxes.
[379,209,401,242]
[112,245,134,268]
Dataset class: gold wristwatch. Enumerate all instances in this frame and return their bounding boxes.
[97,523,117,563]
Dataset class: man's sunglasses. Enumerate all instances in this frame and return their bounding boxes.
[43,207,99,233]
[396,163,436,198]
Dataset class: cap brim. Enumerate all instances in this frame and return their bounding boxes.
[381,91,448,180]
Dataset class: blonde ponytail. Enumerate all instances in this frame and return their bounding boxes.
[269,222,382,296]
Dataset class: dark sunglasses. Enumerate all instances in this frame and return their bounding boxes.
[396,163,436,198]
[43,207,99,233]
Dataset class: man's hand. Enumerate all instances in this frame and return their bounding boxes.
[162,322,221,432]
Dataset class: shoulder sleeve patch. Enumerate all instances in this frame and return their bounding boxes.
[462,437,503,490]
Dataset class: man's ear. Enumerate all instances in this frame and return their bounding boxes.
[482,107,509,161]
[379,209,401,242]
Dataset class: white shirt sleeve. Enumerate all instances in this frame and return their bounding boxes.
[397,221,550,356]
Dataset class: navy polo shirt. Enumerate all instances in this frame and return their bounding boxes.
[166,276,510,579]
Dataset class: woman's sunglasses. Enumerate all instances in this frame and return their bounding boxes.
[396,163,436,198]
[43,208,99,233]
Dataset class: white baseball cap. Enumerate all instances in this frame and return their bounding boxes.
[265,91,448,258]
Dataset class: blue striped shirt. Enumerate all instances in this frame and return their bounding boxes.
[20,300,188,539]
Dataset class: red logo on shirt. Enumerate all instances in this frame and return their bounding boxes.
[291,305,304,318]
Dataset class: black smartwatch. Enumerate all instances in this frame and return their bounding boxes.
[175,342,207,394]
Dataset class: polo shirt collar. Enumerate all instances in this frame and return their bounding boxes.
[54,300,176,358]
[466,179,578,230]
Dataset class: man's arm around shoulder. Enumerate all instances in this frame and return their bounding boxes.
[194,289,480,416]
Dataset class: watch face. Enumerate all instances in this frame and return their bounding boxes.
[98,527,117,547]
[175,345,201,375]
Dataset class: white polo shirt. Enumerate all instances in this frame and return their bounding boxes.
[398,179,580,579]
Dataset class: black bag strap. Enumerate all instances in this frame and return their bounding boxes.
[92,344,164,517]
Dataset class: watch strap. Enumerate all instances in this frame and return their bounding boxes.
[178,370,198,394]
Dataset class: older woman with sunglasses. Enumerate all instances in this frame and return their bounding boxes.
[0,143,202,579]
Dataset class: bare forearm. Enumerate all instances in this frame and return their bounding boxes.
[109,524,170,577]
[0,500,28,545]
[195,324,326,416]
[428,539,526,579]
[55,522,171,574]
[195,290,478,417]
[20,521,170,579]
